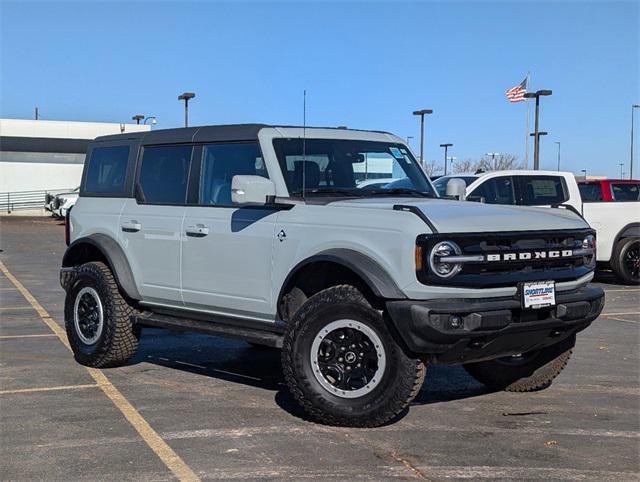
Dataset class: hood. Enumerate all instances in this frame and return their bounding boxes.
[328,197,589,233]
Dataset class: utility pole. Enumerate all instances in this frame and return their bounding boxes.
[35,107,39,120]
[554,141,561,171]
[620,163,625,178]
[132,115,144,125]
[524,90,552,169]
[178,92,196,127]
[440,143,453,175]
[413,109,433,166]
[631,104,639,179]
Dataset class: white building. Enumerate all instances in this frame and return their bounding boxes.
[0,118,149,193]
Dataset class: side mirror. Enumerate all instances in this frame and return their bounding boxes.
[446,178,467,201]
[231,175,276,205]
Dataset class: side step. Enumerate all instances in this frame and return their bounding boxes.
[133,312,284,348]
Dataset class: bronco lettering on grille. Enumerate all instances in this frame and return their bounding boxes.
[486,249,573,262]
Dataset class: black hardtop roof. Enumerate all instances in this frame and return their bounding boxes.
[94,123,392,145]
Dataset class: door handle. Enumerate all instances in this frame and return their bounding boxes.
[185,224,210,237]
[121,220,142,233]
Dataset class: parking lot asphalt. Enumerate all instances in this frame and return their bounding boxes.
[0,216,638,481]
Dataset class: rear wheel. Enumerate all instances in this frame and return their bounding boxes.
[64,262,140,368]
[611,237,640,285]
[463,335,575,392]
[282,285,425,427]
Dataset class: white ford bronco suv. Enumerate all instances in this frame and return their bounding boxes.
[61,124,604,427]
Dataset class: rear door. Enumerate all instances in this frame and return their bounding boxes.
[515,175,569,206]
[181,142,278,319]
[118,144,193,304]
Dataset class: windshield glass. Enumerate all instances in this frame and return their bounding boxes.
[433,176,477,196]
[272,138,436,198]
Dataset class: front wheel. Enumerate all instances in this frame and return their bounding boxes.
[463,334,576,392]
[282,285,425,427]
[611,237,640,285]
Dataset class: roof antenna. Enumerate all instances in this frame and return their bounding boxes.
[302,89,307,199]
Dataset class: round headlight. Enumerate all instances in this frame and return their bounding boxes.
[429,241,463,279]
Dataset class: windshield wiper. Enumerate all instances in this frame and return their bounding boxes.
[366,188,435,198]
[291,187,366,197]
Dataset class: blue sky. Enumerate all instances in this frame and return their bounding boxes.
[1,1,638,177]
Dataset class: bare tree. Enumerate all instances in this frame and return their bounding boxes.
[422,160,442,177]
[476,154,522,172]
[451,159,475,174]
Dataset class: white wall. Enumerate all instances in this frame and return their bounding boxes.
[0,118,149,138]
[0,161,84,192]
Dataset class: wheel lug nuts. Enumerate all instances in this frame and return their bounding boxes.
[338,357,343,362]
[346,366,351,370]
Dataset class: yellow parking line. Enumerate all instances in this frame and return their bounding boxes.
[0,334,57,339]
[0,306,34,311]
[0,384,99,395]
[601,312,640,316]
[0,260,200,482]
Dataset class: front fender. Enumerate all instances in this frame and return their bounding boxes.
[62,234,141,300]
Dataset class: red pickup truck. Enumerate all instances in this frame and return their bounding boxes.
[578,179,640,202]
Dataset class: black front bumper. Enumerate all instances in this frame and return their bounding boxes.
[386,285,604,365]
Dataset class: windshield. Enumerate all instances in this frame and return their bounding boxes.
[433,176,477,196]
[273,138,436,198]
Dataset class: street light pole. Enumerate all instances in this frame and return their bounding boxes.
[413,109,433,166]
[554,141,561,171]
[178,92,196,127]
[132,115,144,125]
[581,169,587,179]
[524,90,552,170]
[440,143,453,175]
[631,104,639,180]
[406,136,414,147]
[530,132,547,167]
[619,163,625,178]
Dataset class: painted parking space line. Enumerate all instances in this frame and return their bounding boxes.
[0,334,57,339]
[600,312,640,316]
[0,260,200,482]
[0,306,35,311]
[601,315,638,324]
[0,384,99,395]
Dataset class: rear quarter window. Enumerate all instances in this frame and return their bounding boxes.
[578,183,603,202]
[519,176,568,205]
[84,146,131,195]
[611,183,640,201]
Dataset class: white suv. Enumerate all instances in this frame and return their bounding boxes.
[61,124,604,426]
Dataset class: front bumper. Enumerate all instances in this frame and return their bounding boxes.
[386,285,604,364]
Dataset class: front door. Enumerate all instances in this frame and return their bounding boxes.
[181,142,278,319]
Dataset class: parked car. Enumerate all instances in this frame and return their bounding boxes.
[60,125,603,426]
[438,171,640,284]
[578,179,640,202]
[45,187,79,218]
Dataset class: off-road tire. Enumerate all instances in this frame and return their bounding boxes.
[282,285,426,427]
[610,237,640,285]
[64,261,140,368]
[463,334,575,392]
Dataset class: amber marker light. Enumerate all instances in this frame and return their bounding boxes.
[415,245,423,271]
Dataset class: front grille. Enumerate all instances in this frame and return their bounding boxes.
[417,228,595,288]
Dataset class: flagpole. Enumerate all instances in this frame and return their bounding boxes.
[524,71,531,169]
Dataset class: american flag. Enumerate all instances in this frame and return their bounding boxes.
[505,77,528,103]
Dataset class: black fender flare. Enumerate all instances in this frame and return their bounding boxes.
[614,222,640,245]
[279,248,407,303]
[62,234,141,300]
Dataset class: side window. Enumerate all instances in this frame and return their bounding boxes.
[579,183,603,202]
[469,176,515,204]
[84,146,130,194]
[139,145,193,204]
[519,176,568,205]
[199,143,266,206]
[611,183,640,201]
